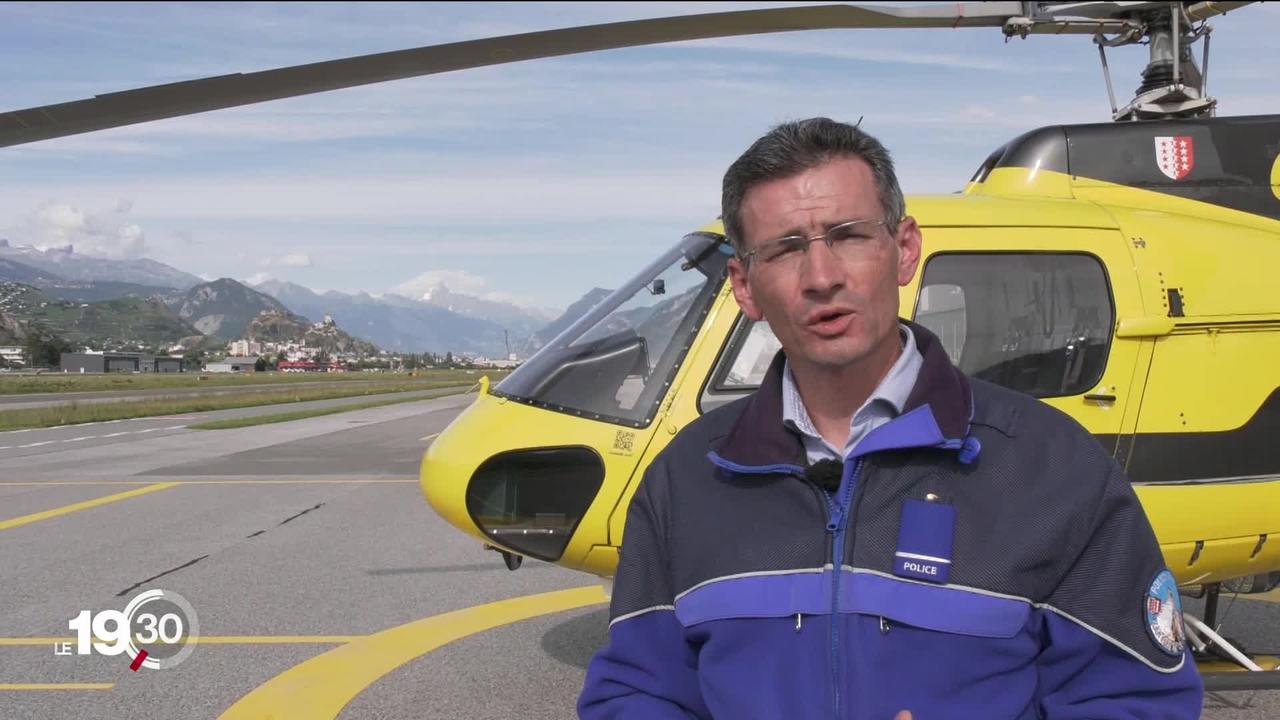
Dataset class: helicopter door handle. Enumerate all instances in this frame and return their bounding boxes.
[1084,393,1117,403]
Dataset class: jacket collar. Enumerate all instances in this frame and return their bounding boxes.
[710,319,974,472]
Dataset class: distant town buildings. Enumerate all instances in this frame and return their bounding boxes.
[227,339,263,357]
[223,337,340,363]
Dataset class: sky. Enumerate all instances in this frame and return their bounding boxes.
[1,1,1276,310]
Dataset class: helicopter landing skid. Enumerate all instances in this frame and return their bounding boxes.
[1183,609,1280,691]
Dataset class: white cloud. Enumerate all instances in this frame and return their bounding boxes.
[244,271,274,286]
[14,201,151,259]
[262,253,313,268]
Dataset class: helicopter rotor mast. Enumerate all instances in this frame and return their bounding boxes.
[0,1,1257,149]
[1064,1,1254,121]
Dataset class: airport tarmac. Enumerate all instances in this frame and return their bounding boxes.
[1,393,1276,719]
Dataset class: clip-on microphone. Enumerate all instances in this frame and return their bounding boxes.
[805,458,843,493]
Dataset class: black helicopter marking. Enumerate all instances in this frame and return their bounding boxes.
[987,114,1280,222]
[1098,387,1280,484]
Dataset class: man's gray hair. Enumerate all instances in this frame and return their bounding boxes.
[721,117,905,256]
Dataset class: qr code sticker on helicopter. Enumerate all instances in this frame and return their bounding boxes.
[612,430,635,455]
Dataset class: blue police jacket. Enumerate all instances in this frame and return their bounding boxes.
[578,320,1203,719]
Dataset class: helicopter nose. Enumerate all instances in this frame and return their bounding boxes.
[423,443,605,564]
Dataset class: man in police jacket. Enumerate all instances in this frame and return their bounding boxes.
[578,117,1203,719]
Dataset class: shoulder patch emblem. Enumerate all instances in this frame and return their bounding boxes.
[1144,569,1186,657]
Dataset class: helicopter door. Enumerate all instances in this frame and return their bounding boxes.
[909,227,1147,440]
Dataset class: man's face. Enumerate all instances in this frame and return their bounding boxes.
[727,156,922,371]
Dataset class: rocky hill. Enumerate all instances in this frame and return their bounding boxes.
[245,311,377,355]
[168,278,291,340]
[0,307,26,345]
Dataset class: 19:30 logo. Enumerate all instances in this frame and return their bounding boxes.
[60,589,200,671]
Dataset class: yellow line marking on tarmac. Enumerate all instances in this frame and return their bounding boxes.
[0,683,113,691]
[0,480,415,486]
[0,636,363,646]
[219,585,607,720]
[0,482,178,530]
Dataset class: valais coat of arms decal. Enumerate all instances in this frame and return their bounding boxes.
[1154,136,1194,180]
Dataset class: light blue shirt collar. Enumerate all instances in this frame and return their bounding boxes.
[781,323,923,462]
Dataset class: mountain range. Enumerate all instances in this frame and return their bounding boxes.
[253,280,520,357]
[0,241,610,357]
[0,238,203,288]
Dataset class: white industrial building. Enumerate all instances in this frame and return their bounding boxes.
[204,356,261,373]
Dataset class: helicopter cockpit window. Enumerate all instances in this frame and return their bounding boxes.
[697,316,784,413]
[720,320,782,389]
[493,232,730,427]
[914,253,1113,399]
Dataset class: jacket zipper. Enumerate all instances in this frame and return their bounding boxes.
[828,457,864,720]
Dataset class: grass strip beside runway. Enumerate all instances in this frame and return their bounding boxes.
[0,382,468,431]
[188,391,456,430]
[0,369,505,395]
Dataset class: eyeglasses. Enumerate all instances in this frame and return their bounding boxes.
[740,218,893,269]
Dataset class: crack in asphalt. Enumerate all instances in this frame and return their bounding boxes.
[116,554,209,597]
[276,502,325,527]
[116,503,328,596]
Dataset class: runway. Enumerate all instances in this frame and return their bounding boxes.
[1,393,1276,719]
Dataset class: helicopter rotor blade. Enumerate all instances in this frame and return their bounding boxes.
[0,2,1032,149]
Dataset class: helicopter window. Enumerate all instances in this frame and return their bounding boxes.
[914,253,1114,399]
[698,315,783,414]
[493,232,729,427]
[915,284,967,364]
[721,320,783,389]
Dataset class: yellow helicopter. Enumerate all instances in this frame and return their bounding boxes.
[3,0,1276,689]
[408,2,1280,689]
